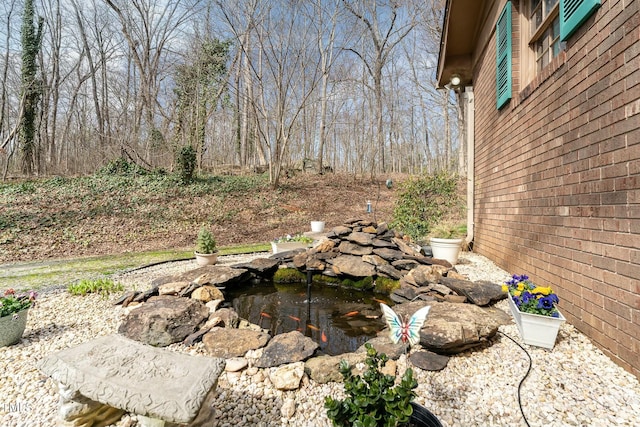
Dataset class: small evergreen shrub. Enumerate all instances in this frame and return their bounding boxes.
[325,343,418,427]
[195,227,217,254]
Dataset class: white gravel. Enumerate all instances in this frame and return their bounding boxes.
[1,252,639,427]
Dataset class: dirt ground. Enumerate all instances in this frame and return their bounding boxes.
[0,173,402,263]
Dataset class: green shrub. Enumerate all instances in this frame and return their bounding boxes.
[325,343,418,427]
[67,279,123,296]
[99,157,147,176]
[391,172,464,242]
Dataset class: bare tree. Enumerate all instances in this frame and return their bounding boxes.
[340,0,417,175]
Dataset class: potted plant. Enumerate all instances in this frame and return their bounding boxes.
[325,343,442,427]
[271,234,314,254]
[502,274,566,349]
[428,222,466,265]
[310,221,325,233]
[0,289,37,347]
[195,227,218,266]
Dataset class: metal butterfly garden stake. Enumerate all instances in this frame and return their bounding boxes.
[380,303,431,347]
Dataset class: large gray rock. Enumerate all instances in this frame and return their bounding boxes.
[357,336,406,360]
[151,265,251,291]
[304,352,367,384]
[372,248,405,262]
[404,265,447,287]
[231,258,280,276]
[38,334,225,424]
[329,255,377,277]
[338,241,373,256]
[346,231,374,246]
[118,296,209,347]
[255,331,319,368]
[202,327,270,358]
[391,301,511,354]
[409,350,450,371]
[440,277,507,306]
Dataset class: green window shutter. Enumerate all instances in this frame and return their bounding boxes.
[560,0,600,41]
[496,1,512,110]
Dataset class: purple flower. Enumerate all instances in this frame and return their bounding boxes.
[521,291,535,304]
[537,296,555,310]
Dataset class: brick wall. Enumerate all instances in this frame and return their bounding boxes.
[471,0,640,377]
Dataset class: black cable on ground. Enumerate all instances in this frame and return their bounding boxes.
[498,331,532,427]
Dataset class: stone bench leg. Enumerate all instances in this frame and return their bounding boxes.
[57,382,125,427]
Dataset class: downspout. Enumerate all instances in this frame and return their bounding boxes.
[461,86,475,247]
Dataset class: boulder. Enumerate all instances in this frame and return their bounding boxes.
[404,265,446,287]
[118,296,208,347]
[346,231,374,246]
[255,331,319,368]
[372,248,405,262]
[409,350,450,371]
[304,352,367,384]
[440,277,507,306]
[268,362,305,390]
[338,241,373,256]
[192,266,251,288]
[391,301,511,354]
[158,281,190,296]
[202,327,270,358]
[329,255,376,277]
[191,285,224,303]
[358,336,406,360]
[230,257,279,276]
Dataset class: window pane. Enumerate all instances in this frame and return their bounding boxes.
[531,0,542,15]
[544,0,558,17]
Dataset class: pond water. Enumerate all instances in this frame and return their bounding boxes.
[224,281,393,356]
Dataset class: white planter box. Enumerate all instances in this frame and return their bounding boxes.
[507,296,565,349]
[271,241,310,254]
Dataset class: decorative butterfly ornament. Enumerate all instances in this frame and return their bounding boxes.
[380,303,431,346]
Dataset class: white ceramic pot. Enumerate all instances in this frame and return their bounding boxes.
[507,296,565,349]
[429,237,463,265]
[310,221,325,233]
[194,252,218,266]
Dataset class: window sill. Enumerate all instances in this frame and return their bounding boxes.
[516,51,567,106]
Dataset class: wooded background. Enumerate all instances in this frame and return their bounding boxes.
[0,0,461,185]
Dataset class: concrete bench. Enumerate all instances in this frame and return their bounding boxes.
[39,334,225,427]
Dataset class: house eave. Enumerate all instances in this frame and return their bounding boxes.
[436,0,490,88]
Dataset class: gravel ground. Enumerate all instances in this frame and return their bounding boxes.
[1,252,639,427]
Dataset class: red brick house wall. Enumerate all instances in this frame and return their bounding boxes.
[470,0,639,377]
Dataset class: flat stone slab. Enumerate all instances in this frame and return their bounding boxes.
[39,334,225,424]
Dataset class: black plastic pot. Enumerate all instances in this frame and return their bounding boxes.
[401,402,443,427]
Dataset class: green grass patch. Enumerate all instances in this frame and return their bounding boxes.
[0,245,270,292]
[68,279,123,296]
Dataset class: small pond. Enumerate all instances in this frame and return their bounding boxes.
[224,280,393,356]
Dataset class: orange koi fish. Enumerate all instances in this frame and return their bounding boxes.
[307,324,320,331]
[344,311,359,317]
[321,330,327,343]
[260,312,271,318]
[288,315,301,322]
[373,298,387,304]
